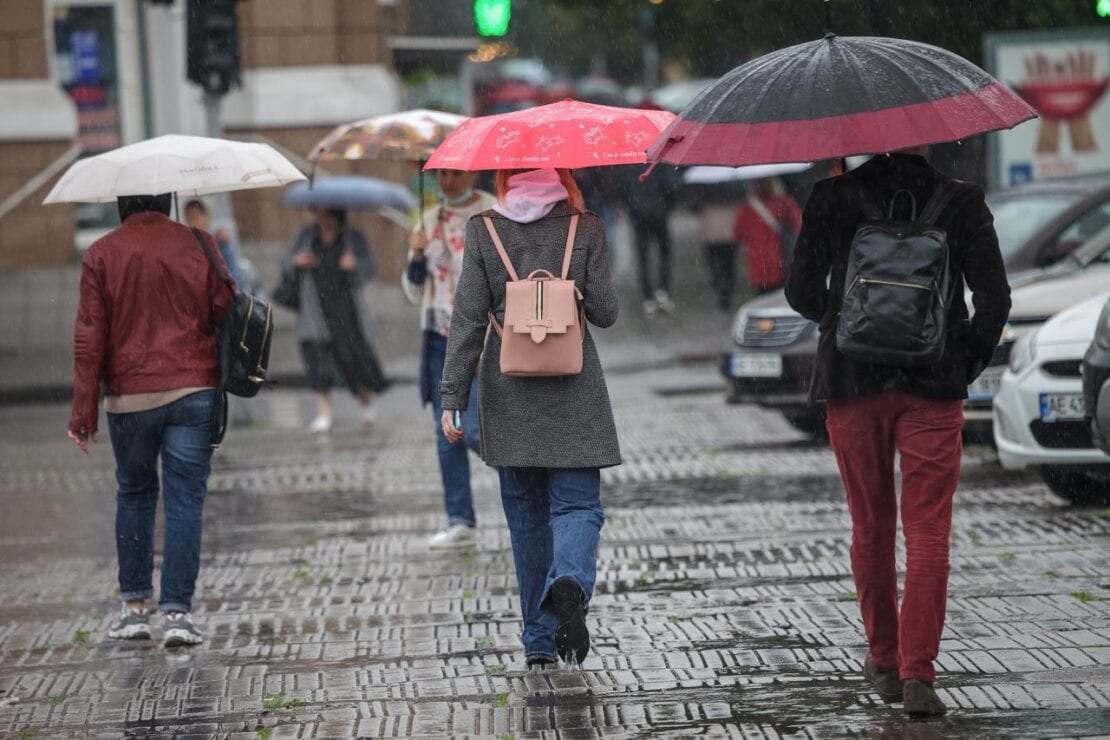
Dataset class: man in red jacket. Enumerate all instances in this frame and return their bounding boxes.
[68,193,232,648]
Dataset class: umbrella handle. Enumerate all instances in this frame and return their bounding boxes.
[418,158,426,224]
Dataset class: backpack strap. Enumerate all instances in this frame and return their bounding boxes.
[192,228,235,295]
[560,215,579,280]
[482,216,520,282]
[918,181,963,225]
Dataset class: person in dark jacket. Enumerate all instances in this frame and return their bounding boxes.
[440,168,621,668]
[280,209,389,434]
[785,148,1010,717]
[68,193,233,649]
[617,163,681,315]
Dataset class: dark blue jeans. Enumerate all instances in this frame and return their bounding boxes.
[498,467,605,659]
[107,390,215,613]
[426,332,481,527]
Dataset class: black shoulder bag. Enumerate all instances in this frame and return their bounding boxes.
[192,228,274,445]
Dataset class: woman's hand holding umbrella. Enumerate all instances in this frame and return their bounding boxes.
[293,251,319,270]
[409,228,429,261]
[339,250,358,272]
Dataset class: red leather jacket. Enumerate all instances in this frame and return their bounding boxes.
[69,212,232,435]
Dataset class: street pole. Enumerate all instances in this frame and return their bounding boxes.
[202,92,234,233]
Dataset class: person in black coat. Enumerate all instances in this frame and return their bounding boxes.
[785,148,1010,717]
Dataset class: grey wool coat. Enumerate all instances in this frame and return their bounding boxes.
[440,201,622,469]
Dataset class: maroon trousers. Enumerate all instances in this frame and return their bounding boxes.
[825,390,964,683]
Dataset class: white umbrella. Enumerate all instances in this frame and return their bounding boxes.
[682,162,812,185]
[43,134,306,204]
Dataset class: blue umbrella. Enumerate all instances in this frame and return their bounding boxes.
[280,175,416,211]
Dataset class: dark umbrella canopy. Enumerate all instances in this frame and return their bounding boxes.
[647,34,1037,167]
[280,175,416,211]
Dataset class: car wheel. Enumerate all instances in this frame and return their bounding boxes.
[782,410,828,440]
[1039,465,1110,506]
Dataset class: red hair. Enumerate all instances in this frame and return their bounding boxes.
[495,169,586,212]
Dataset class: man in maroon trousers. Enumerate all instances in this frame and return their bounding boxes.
[785,147,1011,716]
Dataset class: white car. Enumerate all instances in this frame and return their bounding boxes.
[994,292,1110,504]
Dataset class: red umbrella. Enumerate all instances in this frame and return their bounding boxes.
[424,99,676,171]
[646,35,1037,168]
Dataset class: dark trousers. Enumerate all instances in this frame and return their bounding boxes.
[424,332,481,527]
[825,390,964,682]
[632,213,672,300]
[703,241,736,310]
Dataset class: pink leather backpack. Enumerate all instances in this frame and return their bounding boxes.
[482,215,584,377]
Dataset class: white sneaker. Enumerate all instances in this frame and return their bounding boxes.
[642,299,658,317]
[107,605,151,640]
[308,415,332,434]
[427,524,477,549]
[654,290,676,315]
[360,402,378,429]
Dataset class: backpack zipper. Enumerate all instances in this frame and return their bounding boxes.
[847,277,945,308]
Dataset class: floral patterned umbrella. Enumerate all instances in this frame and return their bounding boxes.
[309,109,469,163]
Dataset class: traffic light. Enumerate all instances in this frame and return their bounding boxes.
[186,0,241,96]
[474,0,511,37]
[1099,0,1110,18]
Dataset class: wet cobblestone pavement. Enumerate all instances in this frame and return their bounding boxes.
[1,369,1109,738]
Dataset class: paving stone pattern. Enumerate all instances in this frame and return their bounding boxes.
[0,389,1108,738]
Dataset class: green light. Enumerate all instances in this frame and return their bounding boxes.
[474,0,511,36]
[1100,0,1110,17]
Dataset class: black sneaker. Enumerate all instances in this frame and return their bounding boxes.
[551,577,590,665]
[526,653,555,669]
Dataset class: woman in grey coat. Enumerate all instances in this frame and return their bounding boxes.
[440,168,621,667]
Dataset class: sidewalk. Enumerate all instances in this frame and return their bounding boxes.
[1,373,1108,737]
[0,212,736,401]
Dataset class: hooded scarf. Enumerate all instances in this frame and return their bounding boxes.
[493,169,569,223]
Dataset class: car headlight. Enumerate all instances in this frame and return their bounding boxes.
[1008,329,1039,374]
[732,309,748,344]
[1095,300,1110,351]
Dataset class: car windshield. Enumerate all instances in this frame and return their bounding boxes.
[986,192,1083,261]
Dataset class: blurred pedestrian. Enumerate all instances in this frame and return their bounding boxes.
[785,147,1011,716]
[694,187,744,311]
[183,198,245,287]
[734,177,802,294]
[440,168,621,667]
[403,169,496,548]
[618,164,681,316]
[68,193,232,648]
[280,208,389,434]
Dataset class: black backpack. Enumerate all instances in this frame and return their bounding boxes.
[835,183,961,367]
[192,228,274,442]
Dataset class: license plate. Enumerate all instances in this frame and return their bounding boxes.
[968,368,1003,400]
[731,353,783,378]
[1039,393,1085,423]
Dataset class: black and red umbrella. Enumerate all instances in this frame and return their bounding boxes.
[646,34,1038,169]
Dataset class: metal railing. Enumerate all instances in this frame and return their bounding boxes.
[0,144,82,222]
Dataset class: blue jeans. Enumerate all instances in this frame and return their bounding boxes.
[426,333,481,527]
[107,390,216,613]
[497,467,605,658]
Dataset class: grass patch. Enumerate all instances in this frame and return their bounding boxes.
[72,630,91,646]
[498,735,514,740]
[835,591,858,602]
[491,692,509,709]
[462,588,477,600]
[998,552,1016,564]
[291,568,310,581]
[19,731,38,740]
[475,636,493,649]
[257,729,272,740]
[1072,591,1093,604]
[1043,569,1060,578]
[46,694,70,705]
[261,692,306,711]
[485,665,507,677]
[293,558,310,567]
[464,612,476,625]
